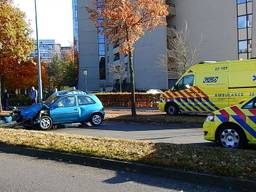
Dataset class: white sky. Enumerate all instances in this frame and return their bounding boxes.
[13,0,73,47]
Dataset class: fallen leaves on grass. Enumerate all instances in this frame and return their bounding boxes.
[0,128,255,180]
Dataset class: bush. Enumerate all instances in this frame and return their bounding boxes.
[95,93,160,108]
[9,95,31,107]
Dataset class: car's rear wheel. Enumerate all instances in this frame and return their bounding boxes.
[39,116,53,130]
[166,103,179,116]
[90,113,103,126]
[217,125,246,148]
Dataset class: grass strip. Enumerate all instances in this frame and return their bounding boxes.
[0,128,255,180]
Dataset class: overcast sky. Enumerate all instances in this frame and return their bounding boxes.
[13,0,73,47]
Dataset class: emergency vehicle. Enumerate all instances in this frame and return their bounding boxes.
[203,96,256,148]
[159,60,256,115]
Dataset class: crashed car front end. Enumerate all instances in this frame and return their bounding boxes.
[15,103,49,126]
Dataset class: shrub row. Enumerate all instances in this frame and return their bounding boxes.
[95,93,161,108]
[0,128,255,180]
[9,95,31,107]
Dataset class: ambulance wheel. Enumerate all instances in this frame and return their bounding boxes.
[217,125,247,148]
[166,103,178,116]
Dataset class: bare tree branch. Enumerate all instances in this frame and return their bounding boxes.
[167,23,199,76]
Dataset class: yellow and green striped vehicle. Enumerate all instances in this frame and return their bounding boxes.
[159,60,256,115]
[203,97,256,148]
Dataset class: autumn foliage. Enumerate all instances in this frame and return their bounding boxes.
[0,1,34,110]
[86,0,169,54]
[86,0,169,117]
[2,58,48,91]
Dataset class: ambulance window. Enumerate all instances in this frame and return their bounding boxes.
[184,75,194,87]
[175,75,194,90]
[243,98,256,109]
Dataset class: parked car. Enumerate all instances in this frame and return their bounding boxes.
[146,89,163,94]
[15,90,105,130]
[203,96,256,148]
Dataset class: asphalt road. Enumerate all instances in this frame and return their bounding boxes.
[0,150,233,192]
[53,121,209,145]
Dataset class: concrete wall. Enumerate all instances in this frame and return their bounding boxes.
[252,0,256,58]
[134,27,168,90]
[77,0,99,91]
[173,0,238,63]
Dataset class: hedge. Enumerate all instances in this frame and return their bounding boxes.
[9,95,31,107]
[95,93,161,108]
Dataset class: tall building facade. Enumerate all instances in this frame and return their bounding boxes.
[72,0,79,53]
[31,39,61,62]
[74,0,256,91]
[74,0,168,91]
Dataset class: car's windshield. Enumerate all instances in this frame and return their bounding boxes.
[173,74,194,91]
[44,94,59,106]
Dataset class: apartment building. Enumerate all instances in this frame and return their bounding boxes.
[31,39,61,62]
[73,0,256,91]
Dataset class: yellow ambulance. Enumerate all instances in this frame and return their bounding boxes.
[159,60,256,115]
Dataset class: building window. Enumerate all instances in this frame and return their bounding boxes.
[99,57,106,80]
[98,44,105,55]
[239,40,248,53]
[97,1,106,80]
[113,53,120,61]
[237,0,253,59]
[125,63,128,71]
[238,16,247,28]
[237,0,252,4]
[113,41,119,48]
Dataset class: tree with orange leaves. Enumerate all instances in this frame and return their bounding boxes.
[86,0,169,117]
[4,59,48,91]
[0,0,34,111]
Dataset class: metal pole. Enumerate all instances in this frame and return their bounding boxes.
[34,0,43,102]
[84,70,88,92]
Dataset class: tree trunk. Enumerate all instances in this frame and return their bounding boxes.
[128,51,136,118]
[119,78,122,93]
[0,77,2,112]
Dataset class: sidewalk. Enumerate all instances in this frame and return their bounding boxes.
[105,108,206,125]
[105,107,164,119]
[0,111,11,117]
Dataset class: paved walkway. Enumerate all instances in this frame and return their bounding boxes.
[54,121,208,145]
[0,150,233,192]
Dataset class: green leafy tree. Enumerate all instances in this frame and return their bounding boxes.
[61,47,78,88]
[47,48,78,92]
[47,55,63,91]
[0,0,34,111]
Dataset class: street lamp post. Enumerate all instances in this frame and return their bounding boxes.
[34,0,43,102]
[83,69,88,92]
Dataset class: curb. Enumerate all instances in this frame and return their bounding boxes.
[105,118,203,127]
[0,144,254,192]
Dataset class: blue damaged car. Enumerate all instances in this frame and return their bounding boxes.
[15,90,105,130]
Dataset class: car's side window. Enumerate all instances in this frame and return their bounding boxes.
[56,96,76,108]
[243,98,256,109]
[78,96,95,106]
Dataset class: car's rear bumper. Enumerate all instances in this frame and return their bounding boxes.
[203,121,216,141]
[158,102,166,112]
